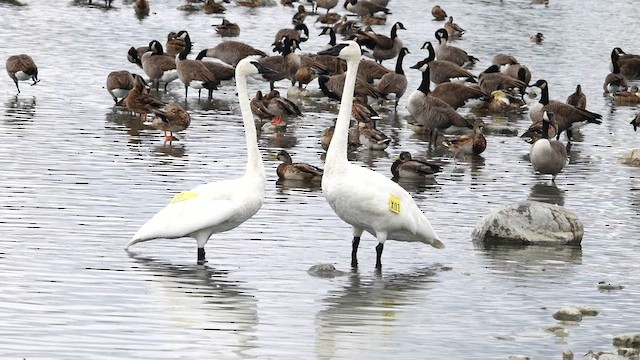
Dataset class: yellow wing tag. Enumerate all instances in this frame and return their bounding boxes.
[171,191,199,204]
[389,194,401,214]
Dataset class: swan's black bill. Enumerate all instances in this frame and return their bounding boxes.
[251,61,278,75]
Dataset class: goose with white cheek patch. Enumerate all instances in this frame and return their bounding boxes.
[126,58,278,264]
[529,110,568,182]
[318,40,444,270]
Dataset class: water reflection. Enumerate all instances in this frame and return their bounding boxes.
[4,96,36,122]
[528,183,565,206]
[104,107,147,139]
[315,267,440,359]
[152,143,187,157]
[476,244,583,277]
[126,252,259,357]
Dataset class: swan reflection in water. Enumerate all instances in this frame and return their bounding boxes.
[125,252,258,357]
[315,266,444,359]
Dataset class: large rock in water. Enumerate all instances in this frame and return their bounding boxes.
[472,201,583,245]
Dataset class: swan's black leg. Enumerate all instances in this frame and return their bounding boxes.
[351,236,360,268]
[375,243,384,269]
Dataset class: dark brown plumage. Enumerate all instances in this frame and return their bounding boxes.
[6,54,39,94]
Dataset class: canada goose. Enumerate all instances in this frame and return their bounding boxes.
[198,60,235,84]
[431,5,447,21]
[357,59,391,84]
[377,47,409,108]
[530,32,544,43]
[391,152,441,179]
[134,0,150,17]
[419,41,477,85]
[612,47,640,79]
[521,119,559,144]
[434,28,478,67]
[141,40,179,92]
[125,74,166,120]
[312,0,339,13]
[264,89,303,123]
[442,118,486,157]
[343,0,391,17]
[444,16,464,38]
[332,15,361,36]
[430,83,490,110]
[276,150,324,181]
[258,37,301,90]
[316,12,342,24]
[196,41,266,67]
[127,46,149,69]
[176,46,219,100]
[529,79,602,143]
[319,40,444,269]
[612,85,640,106]
[357,121,391,150]
[605,49,630,93]
[492,53,519,67]
[273,23,309,46]
[355,22,406,64]
[106,70,135,105]
[503,63,531,88]
[204,0,229,14]
[147,102,192,142]
[126,58,277,263]
[478,65,526,95]
[407,61,472,147]
[6,54,39,94]
[320,26,337,50]
[529,111,568,181]
[369,0,389,5]
[566,84,586,109]
[214,19,240,37]
[631,113,640,131]
[292,5,308,25]
[318,72,381,100]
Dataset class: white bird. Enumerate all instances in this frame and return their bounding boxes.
[126,58,278,264]
[318,41,445,270]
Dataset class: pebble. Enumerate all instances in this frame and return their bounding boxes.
[598,282,624,291]
[553,307,583,322]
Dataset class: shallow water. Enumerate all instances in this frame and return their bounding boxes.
[1,0,639,359]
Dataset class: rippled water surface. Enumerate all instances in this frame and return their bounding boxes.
[1,0,640,359]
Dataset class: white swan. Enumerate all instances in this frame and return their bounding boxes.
[126,57,277,263]
[319,41,445,270]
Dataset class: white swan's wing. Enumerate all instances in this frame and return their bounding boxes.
[127,193,239,247]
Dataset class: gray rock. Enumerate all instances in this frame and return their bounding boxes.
[307,263,348,278]
[613,333,640,348]
[472,201,583,246]
[553,307,583,322]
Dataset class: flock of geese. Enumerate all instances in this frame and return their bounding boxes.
[6,0,640,268]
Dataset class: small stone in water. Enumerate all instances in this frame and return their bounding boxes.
[613,332,640,348]
[598,282,624,291]
[553,307,583,322]
[562,350,574,360]
[573,305,599,316]
[509,355,530,360]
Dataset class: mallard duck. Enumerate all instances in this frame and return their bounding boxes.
[319,40,444,269]
[529,111,568,181]
[316,12,342,25]
[444,16,465,38]
[352,96,380,124]
[362,15,386,26]
[292,4,308,25]
[204,0,228,14]
[357,121,391,150]
[264,90,302,123]
[276,150,324,181]
[332,15,360,36]
[126,58,277,264]
[612,85,640,106]
[5,54,39,94]
[250,90,275,125]
[134,0,150,17]
[321,125,360,152]
[442,118,487,157]
[214,19,240,37]
[391,151,441,179]
[106,70,135,105]
[147,102,192,142]
[124,74,166,120]
[431,5,447,21]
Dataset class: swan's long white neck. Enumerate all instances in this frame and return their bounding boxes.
[325,56,360,174]
[236,70,265,180]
